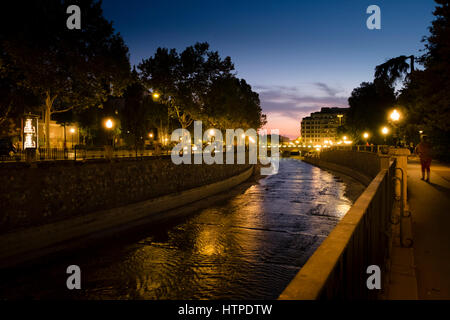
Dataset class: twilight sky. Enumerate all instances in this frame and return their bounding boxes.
[102,0,436,139]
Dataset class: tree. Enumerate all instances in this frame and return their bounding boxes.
[374,55,414,88]
[139,42,234,128]
[345,81,396,144]
[0,0,131,148]
[398,0,450,159]
[120,71,154,155]
[203,76,266,130]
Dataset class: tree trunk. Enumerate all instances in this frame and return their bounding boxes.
[44,104,51,149]
[44,91,56,150]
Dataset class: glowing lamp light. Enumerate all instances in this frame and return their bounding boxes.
[363,132,369,139]
[105,119,114,129]
[381,126,389,135]
[149,133,153,138]
[343,136,347,140]
[152,92,160,99]
[70,128,76,134]
[390,109,400,122]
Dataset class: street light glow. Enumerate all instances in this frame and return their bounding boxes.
[105,119,114,129]
[390,109,400,122]
[381,126,389,135]
[70,128,76,134]
[363,132,369,139]
[152,92,160,99]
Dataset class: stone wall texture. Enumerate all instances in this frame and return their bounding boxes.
[318,150,382,179]
[0,156,252,233]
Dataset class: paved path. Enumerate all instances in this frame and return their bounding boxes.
[407,158,450,299]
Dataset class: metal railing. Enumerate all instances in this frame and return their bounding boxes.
[0,146,170,162]
[329,145,390,154]
[279,159,396,299]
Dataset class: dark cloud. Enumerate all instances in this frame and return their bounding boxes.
[313,82,343,97]
[255,84,348,120]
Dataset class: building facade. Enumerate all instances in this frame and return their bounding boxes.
[300,107,349,145]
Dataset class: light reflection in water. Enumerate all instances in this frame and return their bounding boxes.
[0,158,364,300]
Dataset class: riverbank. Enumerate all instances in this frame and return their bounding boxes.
[0,165,254,269]
[0,158,360,299]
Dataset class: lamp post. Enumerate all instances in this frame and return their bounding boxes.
[104,118,114,145]
[103,118,115,158]
[363,132,369,146]
[70,127,75,149]
[381,126,389,144]
[389,109,401,146]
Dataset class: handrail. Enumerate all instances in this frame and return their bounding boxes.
[279,160,395,299]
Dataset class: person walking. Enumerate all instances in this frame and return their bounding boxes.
[415,135,433,182]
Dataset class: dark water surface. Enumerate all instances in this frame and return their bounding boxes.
[0,158,357,300]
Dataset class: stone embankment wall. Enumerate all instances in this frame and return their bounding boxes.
[303,150,389,186]
[0,156,252,233]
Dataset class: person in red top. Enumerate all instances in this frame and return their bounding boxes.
[415,135,433,182]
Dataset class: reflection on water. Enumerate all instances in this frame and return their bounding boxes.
[0,158,357,300]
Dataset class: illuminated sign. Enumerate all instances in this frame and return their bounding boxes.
[23,116,38,149]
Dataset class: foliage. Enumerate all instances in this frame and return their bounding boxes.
[345,81,396,144]
[203,76,266,130]
[398,0,450,159]
[139,42,236,128]
[0,0,131,146]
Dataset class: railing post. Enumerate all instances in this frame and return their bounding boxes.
[388,147,410,208]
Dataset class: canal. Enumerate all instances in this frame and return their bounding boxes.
[0,158,365,300]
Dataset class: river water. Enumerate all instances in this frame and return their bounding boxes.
[0,158,363,300]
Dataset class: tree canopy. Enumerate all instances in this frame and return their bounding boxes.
[0,0,131,147]
[345,81,396,143]
[139,42,265,131]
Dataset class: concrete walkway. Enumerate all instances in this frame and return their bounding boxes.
[407,158,450,299]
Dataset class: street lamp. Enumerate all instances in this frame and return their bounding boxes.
[389,109,401,122]
[104,118,115,149]
[389,109,401,146]
[381,126,389,144]
[152,92,160,100]
[70,127,76,149]
[363,132,369,145]
[105,118,114,129]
